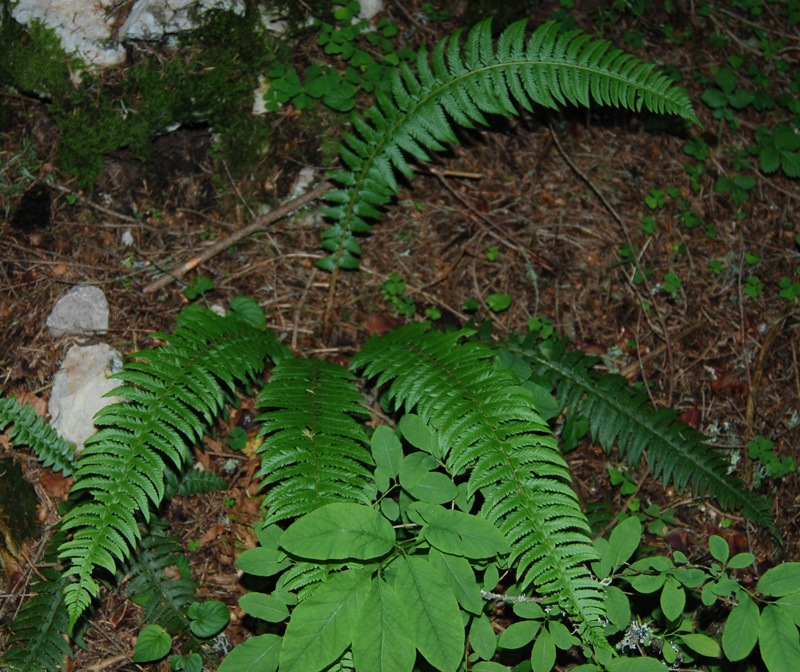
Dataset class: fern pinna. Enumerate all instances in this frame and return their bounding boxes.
[503,333,774,531]
[351,323,610,652]
[1,391,75,477]
[255,357,374,523]
[57,305,287,628]
[319,18,698,273]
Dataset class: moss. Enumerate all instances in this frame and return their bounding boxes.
[1,2,280,187]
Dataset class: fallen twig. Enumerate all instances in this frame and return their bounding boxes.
[143,180,332,294]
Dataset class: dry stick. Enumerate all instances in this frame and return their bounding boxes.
[429,167,556,272]
[84,653,133,672]
[618,320,708,378]
[143,181,333,294]
[547,123,677,405]
[49,183,142,226]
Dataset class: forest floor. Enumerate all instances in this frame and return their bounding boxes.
[1,1,799,670]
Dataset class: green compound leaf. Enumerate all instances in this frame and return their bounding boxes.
[280,568,372,672]
[608,516,642,574]
[238,593,290,623]
[759,604,800,672]
[469,614,497,660]
[758,562,800,597]
[371,424,403,478]
[726,597,760,662]
[680,633,720,658]
[531,627,556,672]
[280,503,395,561]
[352,578,415,672]
[394,555,464,672]
[218,633,281,672]
[660,577,686,621]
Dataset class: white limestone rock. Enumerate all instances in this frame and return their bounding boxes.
[49,343,124,451]
[358,0,383,19]
[46,285,110,338]
[11,0,126,68]
[119,0,243,41]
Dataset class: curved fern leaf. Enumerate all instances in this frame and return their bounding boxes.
[1,533,74,672]
[351,324,610,652]
[123,520,198,636]
[256,358,373,524]
[320,19,698,271]
[506,335,774,531]
[58,306,284,629]
[164,466,228,498]
[1,391,75,477]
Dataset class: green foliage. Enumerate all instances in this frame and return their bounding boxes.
[123,520,199,636]
[58,305,288,629]
[499,330,774,532]
[317,18,698,272]
[353,324,610,651]
[595,519,800,672]
[0,391,75,476]
[748,435,797,488]
[255,357,373,523]
[0,532,75,672]
[380,272,416,316]
[0,8,275,186]
[264,2,412,114]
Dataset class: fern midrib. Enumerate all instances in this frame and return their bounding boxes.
[397,342,598,631]
[332,57,682,265]
[509,343,746,503]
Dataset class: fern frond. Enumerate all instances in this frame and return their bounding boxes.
[506,335,774,531]
[123,520,198,635]
[1,391,75,477]
[164,466,228,498]
[1,533,73,672]
[351,324,610,651]
[256,358,373,524]
[58,306,283,629]
[319,19,698,271]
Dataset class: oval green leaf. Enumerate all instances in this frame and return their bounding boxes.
[280,503,395,560]
[758,562,800,597]
[499,620,540,649]
[680,633,720,658]
[722,594,759,661]
[239,593,290,623]
[218,633,281,672]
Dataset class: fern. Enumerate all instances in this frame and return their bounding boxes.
[123,519,198,636]
[0,391,75,477]
[255,357,373,523]
[164,466,229,498]
[319,19,698,272]
[351,323,610,651]
[504,333,774,531]
[58,306,286,629]
[1,532,75,672]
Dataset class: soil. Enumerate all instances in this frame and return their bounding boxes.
[1,1,799,670]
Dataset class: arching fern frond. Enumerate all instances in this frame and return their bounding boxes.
[58,306,286,629]
[164,466,228,498]
[256,358,373,524]
[1,532,74,672]
[319,18,698,272]
[504,335,774,532]
[123,519,198,636]
[1,391,75,477]
[351,323,610,652]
